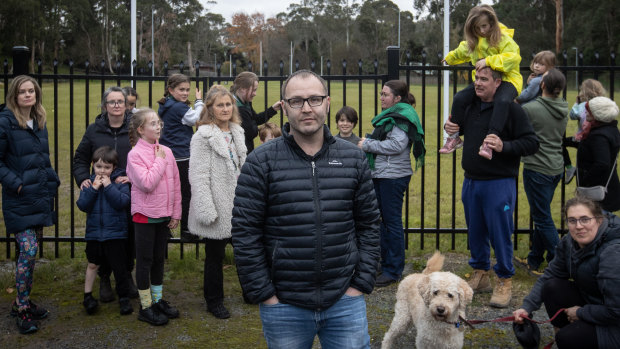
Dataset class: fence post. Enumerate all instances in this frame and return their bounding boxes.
[386,46,400,81]
[12,46,30,76]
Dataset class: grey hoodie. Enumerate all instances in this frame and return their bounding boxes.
[522,96,568,176]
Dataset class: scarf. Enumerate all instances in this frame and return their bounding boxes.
[366,102,425,171]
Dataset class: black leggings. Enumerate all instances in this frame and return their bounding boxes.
[203,238,229,307]
[134,222,169,290]
[451,81,518,136]
[176,159,191,234]
[541,278,598,349]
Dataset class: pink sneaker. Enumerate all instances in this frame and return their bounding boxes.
[439,137,463,154]
[479,142,492,160]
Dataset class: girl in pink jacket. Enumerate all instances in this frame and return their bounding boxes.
[126,109,181,326]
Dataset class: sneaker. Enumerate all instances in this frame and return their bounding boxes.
[467,269,492,293]
[375,273,398,288]
[513,257,543,278]
[207,303,231,319]
[16,309,39,334]
[439,136,464,154]
[154,299,179,319]
[11,300,49,320]
[565,166,577,184]
[489,277,512,308]
[119,297,133,315]
[479,142,493,160]
[138,305,169,326]
[99,275,115,303]
[83,294,99,315]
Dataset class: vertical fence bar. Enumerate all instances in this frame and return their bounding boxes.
[100,60,106,99]
[451,66,458,250]
[52,58,59,258]
[610,52,616,100]
[69,59,75,258]
[116,60,121,86]
[148,61,153,108]
[419,51,426,249]
[4,60,8,258]
[358,59,363,145]
[434,52,442,249]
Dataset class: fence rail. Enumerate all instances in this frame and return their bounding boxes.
[0,46,618,259]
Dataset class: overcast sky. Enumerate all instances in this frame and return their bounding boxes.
[204,0,417,23]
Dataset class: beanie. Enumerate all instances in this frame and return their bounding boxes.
[587,97,619,123]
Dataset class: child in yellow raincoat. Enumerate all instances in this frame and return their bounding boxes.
[439,4,522,160]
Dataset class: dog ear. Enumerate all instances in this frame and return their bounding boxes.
[457,278,474,316]
[417,275,431,305]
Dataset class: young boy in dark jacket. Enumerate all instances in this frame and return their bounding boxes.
[76,146,133,316]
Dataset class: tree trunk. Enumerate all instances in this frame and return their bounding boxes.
[187,41,194,74]
[554,0,563,53]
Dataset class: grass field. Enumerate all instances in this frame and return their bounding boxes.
[0,75,610,259]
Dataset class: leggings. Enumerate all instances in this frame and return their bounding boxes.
[203,238,229,307]
[451,81,518,136]
[134,222,169,290]
[176,159,191,234]
[15,228,40,310]
[541,278,598,349]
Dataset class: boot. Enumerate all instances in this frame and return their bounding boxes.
[489,277,512,308]
[99,275,115,303]
[467,269,492,293]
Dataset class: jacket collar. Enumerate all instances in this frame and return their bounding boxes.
[282,123,335,159]
[196,123,246,171]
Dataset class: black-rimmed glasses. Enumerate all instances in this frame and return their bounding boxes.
[285,96,326,109]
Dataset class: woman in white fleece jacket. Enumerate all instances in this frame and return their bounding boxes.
[188,85,247,319]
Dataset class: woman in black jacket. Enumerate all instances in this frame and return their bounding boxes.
[73,86,137,303]
[514,196,620,348]
[575,96,620,212]
[230,72,282,153]
[0,76,60,334]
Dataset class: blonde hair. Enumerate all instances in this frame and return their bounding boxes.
[230,71,259,95]
[259,122,282,142]
[464,5,501,52]
[6,75,46,129]
[530,50,556,72]
[196,85,241,128]
[578,79,607,102]
[128,108,160,146]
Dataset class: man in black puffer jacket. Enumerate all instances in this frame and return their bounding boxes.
[232,70,380,348]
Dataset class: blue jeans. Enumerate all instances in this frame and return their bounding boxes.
[259,294,370,349]
[522,169,562,269]
[462,177,516,278]
[373,176,411,280]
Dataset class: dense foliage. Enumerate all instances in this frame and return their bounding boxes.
[0,0,617,73]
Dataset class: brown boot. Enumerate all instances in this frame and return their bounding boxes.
[467,269,492,293]
[489,277,512,308]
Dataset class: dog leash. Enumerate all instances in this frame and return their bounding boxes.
[459,308,566,349]
[461,308,565,326]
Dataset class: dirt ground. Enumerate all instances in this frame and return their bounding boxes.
[0,252,555,348]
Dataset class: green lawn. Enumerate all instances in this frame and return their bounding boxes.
[0,75,615,260]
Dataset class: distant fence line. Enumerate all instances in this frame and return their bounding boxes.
[0,46,618,259]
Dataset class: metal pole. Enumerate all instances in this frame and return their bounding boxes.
[131,0,136,75]
[572,47,578,90]
[290,42,293,75]
[151,6,155,76]
[398,11,401,48]
[260,41,263,76]
[442,0,450,143]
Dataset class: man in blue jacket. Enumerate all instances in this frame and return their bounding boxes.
[445,67,539,309]
[232,70,380,348]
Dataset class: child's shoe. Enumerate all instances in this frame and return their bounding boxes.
[154,299,179,319]
[11,300,49,320]
[479,142,493,160]
[119,297,133,315]
[83,294,99,315]
[99,275,115,303]
[16,309,38,334]
[439,136,463,154]
[138,305,168,326]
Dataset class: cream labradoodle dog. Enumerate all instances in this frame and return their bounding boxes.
[382,252,474,349]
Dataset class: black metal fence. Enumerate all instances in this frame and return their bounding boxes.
[0,46,618,259]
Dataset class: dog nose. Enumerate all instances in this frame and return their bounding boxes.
[436,306,445,314]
